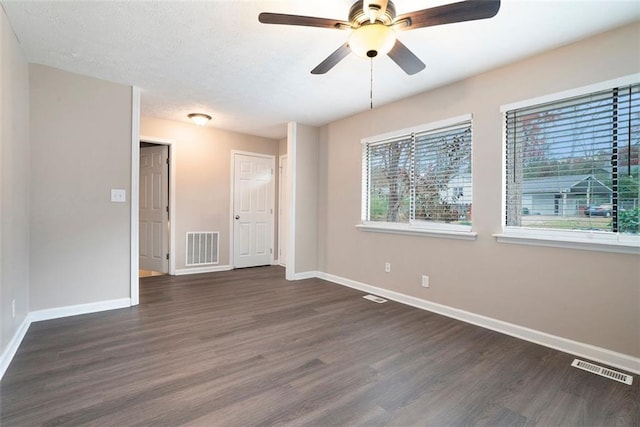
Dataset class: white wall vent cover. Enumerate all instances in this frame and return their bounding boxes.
[186,232,219,266]
[363,295,387,304]
[571,359,633,385]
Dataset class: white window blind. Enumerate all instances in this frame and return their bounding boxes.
[366,135,413,223]
[363,117,472,229]
[505,83,640,235]
[414,122,472,223]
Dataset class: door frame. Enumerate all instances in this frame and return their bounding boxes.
[139,139,174,274]
[130,130,176,305]
[131,88,140,305]
[278,154,288,267]
[229,150,276,268]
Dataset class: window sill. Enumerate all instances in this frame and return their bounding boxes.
[493,231,640,255]
[356,223,477,241]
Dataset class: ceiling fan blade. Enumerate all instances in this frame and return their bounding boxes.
[258,12,350,29]
[395,0,500,30]
[311,43,351,74]
[387,39,426,75]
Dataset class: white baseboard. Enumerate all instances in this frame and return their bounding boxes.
[174,265,232,275]
[29,298,131,322]
[1,297,131,381]
[0,315,31,380]
[290,271,319,280]
[4,272,637,381]
[316,272,640,375]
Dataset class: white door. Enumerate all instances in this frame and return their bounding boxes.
[278,155,289,266]
[233,153,274,268]
[139,145,169,273]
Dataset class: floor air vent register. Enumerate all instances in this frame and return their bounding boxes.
[571,359,633,385]
[363,294,387,304]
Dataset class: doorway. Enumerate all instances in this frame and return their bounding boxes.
[139,140,173,277]
[232,152,275,268]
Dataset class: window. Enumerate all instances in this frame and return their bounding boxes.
[361,115,473,236]
[503,79,639,248]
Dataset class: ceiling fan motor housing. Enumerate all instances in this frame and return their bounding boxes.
[348,0,397,57]
[349,0,396,27]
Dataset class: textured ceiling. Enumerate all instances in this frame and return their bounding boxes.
[2,0,640,139]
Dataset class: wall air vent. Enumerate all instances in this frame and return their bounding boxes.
[571,359,633,385]
[186,232,219,266]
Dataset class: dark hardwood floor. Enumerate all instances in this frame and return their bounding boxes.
[1,266,638,426]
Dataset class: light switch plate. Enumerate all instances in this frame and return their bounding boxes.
[111,189,126,203]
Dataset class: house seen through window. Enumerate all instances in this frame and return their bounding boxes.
[505,82,639,235]
[362,116,472,231]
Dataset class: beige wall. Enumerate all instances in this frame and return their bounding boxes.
[29,65,132,310]
[318,22,640,357]
[0,8,30,354]
[279,138,287,156]
[140,117,278,270]
[290,123,319,275]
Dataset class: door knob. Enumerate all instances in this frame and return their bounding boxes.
[235,215,240,220]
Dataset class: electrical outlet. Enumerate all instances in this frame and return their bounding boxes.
[421,275,429,288]
[12,299,16,318]
[384,262,391,273]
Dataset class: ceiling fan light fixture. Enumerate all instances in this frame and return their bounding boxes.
[188,113,212,126]
[259,0,500,74]
[348,23,396,58]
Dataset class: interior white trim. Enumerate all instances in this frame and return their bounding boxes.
[0,298,131,381]
[494,232,640,255]
[278,154,288,268]
[361,113,473,144]
[130,87,141,306]
[356,223,477,240]
[4,270,637,380]
[0,315,31,380]
[290,271,317,281]
[286,122,296,281]
[174,265,233,276]
[316,271,640,375]
[500,73,640,112]
[29,298,132,322]
[140,135,178,274]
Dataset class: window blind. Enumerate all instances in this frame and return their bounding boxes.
[505,83,640,234]
[363,117,472,227]
[413,122,472,223]
[366,135,412,223]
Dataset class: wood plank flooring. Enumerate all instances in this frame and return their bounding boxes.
[1,266,638,426]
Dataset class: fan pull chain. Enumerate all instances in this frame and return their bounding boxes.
[370,58,374,110]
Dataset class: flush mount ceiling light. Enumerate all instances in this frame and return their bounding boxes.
[188,113,211,126]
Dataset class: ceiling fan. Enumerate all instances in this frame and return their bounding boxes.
[259,0,500,75]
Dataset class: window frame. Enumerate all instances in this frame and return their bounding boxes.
[359,114,477,240]
[496,74,640,254]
